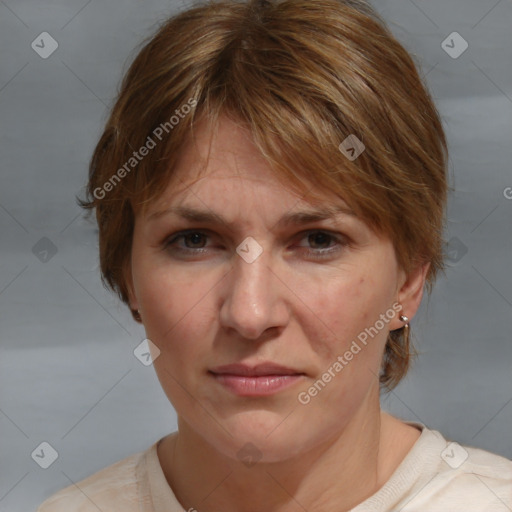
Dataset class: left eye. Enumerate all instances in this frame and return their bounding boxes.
[300,231,338,249]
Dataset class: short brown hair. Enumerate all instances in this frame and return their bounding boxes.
[78,0,448,391]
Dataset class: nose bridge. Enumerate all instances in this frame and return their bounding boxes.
[220,247,283,339]
[236,248,271,299]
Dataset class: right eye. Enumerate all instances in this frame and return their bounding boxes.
[163,230,213,255]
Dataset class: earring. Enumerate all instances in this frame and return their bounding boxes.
[399,313,409,329]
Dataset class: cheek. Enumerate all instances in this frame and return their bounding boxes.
[133,258,216,357]
[299,273,391,411]
[310,274,370,341]
[307,271,393,369]
[136,267,219,409]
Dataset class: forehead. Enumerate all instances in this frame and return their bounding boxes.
[144,115,352,216]
[172,116,278,184]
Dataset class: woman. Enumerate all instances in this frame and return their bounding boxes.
[38,0,512,510]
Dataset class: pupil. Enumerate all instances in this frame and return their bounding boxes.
[311,233,329,248]
[188,233,203,246]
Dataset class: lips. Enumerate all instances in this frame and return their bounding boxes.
[209,362,304,377]
[209,363,305,396]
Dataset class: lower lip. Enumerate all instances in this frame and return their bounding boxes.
[210,373,304,396]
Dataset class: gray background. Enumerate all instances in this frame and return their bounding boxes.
[0,0,511,511]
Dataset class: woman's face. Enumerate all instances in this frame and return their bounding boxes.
[127,116,426,462]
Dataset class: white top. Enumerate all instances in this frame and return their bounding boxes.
[37,422,512,511]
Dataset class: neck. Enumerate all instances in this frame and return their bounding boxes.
[158,399,417,512]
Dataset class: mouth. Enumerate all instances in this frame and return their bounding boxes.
[209,362,306,396]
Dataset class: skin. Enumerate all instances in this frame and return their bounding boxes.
[125,116,429,512]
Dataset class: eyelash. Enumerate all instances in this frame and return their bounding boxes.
[163,229,347,260]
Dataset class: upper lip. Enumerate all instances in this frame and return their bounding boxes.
[209,363,304,376]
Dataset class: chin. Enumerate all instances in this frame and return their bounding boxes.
[199,410,320,464]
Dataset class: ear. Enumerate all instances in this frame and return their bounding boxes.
[390,261,430,330]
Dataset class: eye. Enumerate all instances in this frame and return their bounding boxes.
[164,230,212,254]
[296,230,347,259]
[162,229,347,260]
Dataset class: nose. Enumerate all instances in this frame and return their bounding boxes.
[219,246,289,340]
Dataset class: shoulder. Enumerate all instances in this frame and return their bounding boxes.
[36,449,146,512]
[407,427,512,511]
[443,442,512,494]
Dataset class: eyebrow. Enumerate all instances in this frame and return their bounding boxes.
[147,204,356,228]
